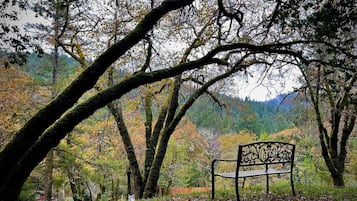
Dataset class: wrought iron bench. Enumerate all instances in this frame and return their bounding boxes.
[211,141,296,200]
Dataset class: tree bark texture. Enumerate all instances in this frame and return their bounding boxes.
[108,102,144,198]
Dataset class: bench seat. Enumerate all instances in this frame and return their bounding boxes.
[215,168,291,178]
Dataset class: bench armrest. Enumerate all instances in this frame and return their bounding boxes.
[213,159,237,163]
[211,159,237,173]
[212,159,236,166]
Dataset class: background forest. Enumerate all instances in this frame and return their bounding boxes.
[1,53,356,201]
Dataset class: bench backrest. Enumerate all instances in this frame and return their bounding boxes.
[237,141,295,167]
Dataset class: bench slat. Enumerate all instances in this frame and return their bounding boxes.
[215,168,291,178]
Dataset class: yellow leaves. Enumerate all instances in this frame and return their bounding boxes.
[169,119,209,163]
[172,119,199,139]
[0,66,33,103]
[0,65,42,147]
[218,130,256,159]
[269,127,300,143]
[218,130,256,149]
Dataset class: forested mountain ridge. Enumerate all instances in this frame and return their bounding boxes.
[187,93,296,136]
[2,52,297,138]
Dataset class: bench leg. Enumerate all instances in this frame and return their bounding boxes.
[211,160,215,201]
[266,174,269,194]
[211,175,215,200]
[290,173,295,196]
[235,177,240,201]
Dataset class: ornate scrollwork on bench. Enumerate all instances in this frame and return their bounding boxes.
[240,141,294,165]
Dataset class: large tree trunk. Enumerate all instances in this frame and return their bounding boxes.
[143,89,170,183]
[108,102,145,198]
[142,76,181,198]
[332,173,345,187]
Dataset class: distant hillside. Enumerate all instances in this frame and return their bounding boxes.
[186,93,298,136]
[24,53,79,84]
[0,52,80,84]
[264,93,296,109]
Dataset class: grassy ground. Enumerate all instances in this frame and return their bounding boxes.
[139,183,357,201]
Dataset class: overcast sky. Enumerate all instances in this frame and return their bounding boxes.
[230,65,301,101]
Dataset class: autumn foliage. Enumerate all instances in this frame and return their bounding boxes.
[0,64,49,148]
